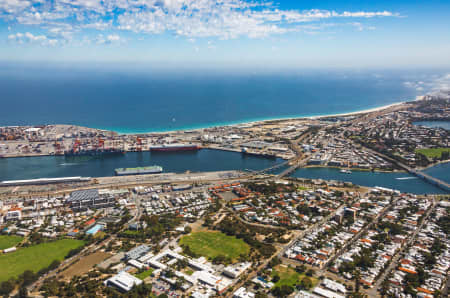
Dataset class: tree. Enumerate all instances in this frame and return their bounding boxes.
[300,277,313,289]
[16,286,28,298]
[271,285,294,297]
[295,264,307,273]
[354,269,361,293]
[0,280,14,296]
[268,257,281,268]
[306,269,315,277]
[183,226,192,234]
[20,270,37,287]
[272,275,280,283]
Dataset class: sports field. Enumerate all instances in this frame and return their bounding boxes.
[416,148,450,159]
[179,231,249,261]
[0,235,23,250]
[0,239,84,282]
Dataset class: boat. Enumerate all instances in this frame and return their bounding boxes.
[64,148,125,157]
[115,166,163,176]
[149,144,200,152]
[340,169,352,174]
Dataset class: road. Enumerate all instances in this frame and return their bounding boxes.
[225,204,344,297]
[366,198,437,297]
[325,197,401,268]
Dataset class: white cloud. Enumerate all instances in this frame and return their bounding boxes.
[0,0,401,44]
[0,0,31,14]
[95,33,123,44]
[8,31,58,46]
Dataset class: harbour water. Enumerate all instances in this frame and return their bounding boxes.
[0,149,283,181]
[413,121,450,130]
[423,162,450,184]
[1,149,448,194]
[289,166,450,194]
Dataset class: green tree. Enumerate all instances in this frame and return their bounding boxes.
[0,280,14,296]
[300,277,313,289]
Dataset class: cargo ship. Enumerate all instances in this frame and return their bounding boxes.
[149,144,200,152]
[64,148,125,158]
[115,166,163,176]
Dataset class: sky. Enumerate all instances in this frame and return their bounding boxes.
[0,0,449,68]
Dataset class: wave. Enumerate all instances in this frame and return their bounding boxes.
[395,177,418,180]
[59,163,79,166]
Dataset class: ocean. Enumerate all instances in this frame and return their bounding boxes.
[0,65,435,133]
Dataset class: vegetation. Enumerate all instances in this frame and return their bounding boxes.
[0,239,84,282]
[119,215,182,242]
[40,274,153,297]
[135,268,154,280]
[271,265,317,289]
[180,231,249,262]
[217,217,278,258]
[415,148,450,160]
[0,235,23,250]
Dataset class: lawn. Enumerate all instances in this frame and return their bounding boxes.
[0,239,84,282]
[0,235,23,250]
[271,265,318,289]
[416,148,450,159]
[179,231,250,261]
[135,268,154,280]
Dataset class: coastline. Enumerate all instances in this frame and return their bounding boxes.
[96,100,410,135]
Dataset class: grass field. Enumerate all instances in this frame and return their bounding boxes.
[179,231,250,261]
[135,268,154,280]
[271,265,318,289]
[0,235,23,250]
[0,239,84,282]
[416,148,450,159]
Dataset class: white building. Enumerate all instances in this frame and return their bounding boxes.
[104,271,143,292]
[233,287,255,298]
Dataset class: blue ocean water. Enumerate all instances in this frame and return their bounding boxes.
[0,66,430,133]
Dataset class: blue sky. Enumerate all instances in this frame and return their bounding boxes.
[0,0,449,67]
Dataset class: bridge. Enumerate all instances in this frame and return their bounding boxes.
[358,143,450,193]
[405,167,450,193]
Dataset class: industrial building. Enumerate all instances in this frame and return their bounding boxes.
[66,189,115,211]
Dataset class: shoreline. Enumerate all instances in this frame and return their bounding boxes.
[302,165,407,173]
[95,100,411,135]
